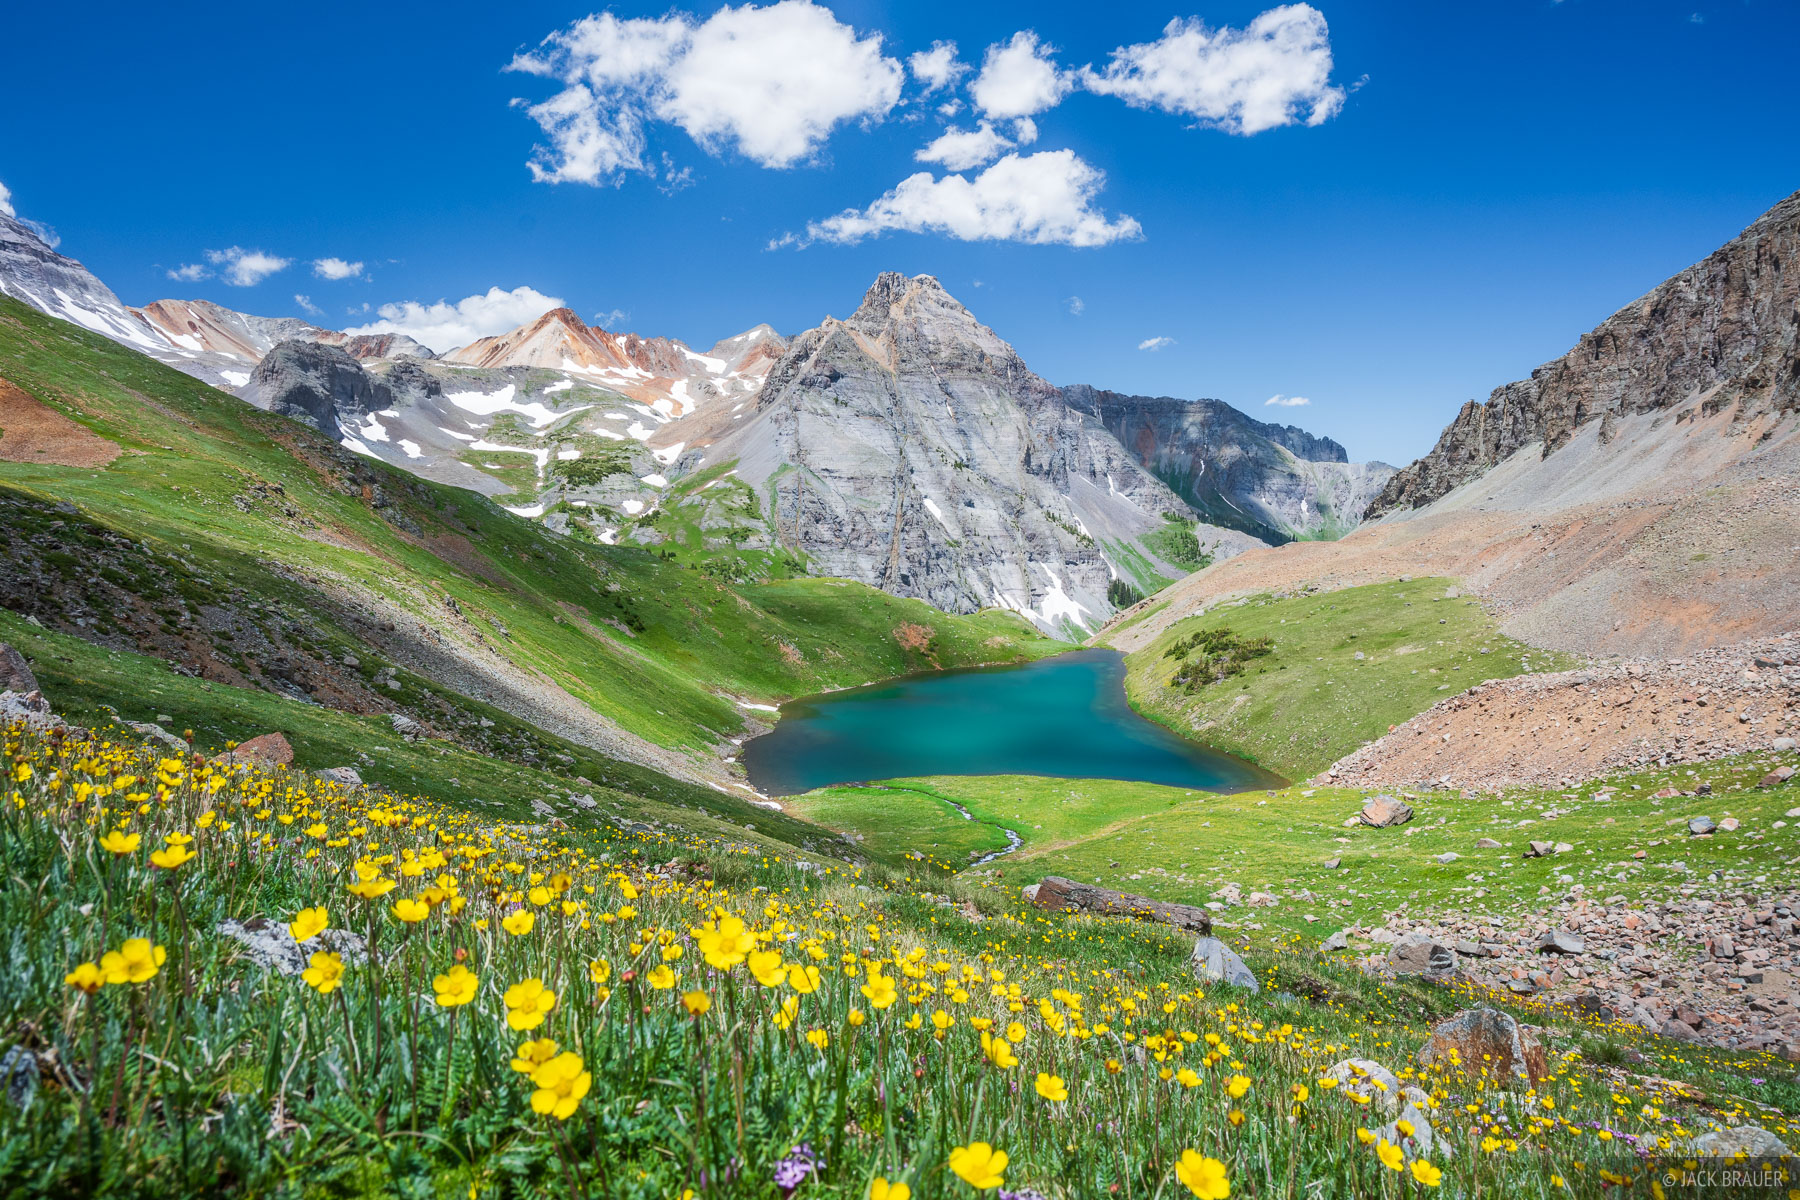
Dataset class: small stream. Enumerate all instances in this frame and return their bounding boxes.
[940,795,1025,866]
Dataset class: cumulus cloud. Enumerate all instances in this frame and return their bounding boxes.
[167,263,211,282]
[343,285,565,354]
[204,247,291,287]
[1066,296,1085,316]
[908,41,966,93]
[797,150,1140,248]
[914,123,1013,171]
[1082,6,1345,135]
[312,257,364,281]
[592,307,630,329]
[294,294,324,317]
[0,181,12,218]
[511,1,903,183]
[1138,336,1175,351]
[1265,393,1310,406]
[970,31,1072,121]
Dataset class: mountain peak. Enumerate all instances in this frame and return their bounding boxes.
[852,272,952,321]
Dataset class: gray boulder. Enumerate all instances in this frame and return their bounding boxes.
[1359,795,1414,827]
[1191,937,1260,992]
[1417,1007,1549,1083]
[1536,930,1585,956]
[316,766,364,788]
[1320,930,1348,953]
[1691,1125,1791,1157]
[0,1045,36,1110]
[218,916,368,976]
[1687,817,1716,835]
[1389,933,1458,978]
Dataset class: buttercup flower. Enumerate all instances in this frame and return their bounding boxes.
[511,1037,559,1074]
[870,1179,910,1200]
[948,1142,1007,1190]
[98,829,140,855]
[290,906,328,942]
[529,1052,590,1120]
[682,989,712,1016]
[434,964,478,1007]
[392,897,430,923]
[504,977,556,1030]
[501,909,534,936]
[65,961,104,993]
[1410,1160,1442,1187]
[100,938,165,985]
[1034,1073,1067,1102]
[1175,1150,1230,1200]
[302,951,345,994]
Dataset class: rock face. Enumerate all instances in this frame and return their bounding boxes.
[701,273,1261,635]
[1372,189,1800,516]
[1416,1007,1548,1083]
[1063,386,1394,542]
[1030,875,1212,934]
[1191,937,1260,991]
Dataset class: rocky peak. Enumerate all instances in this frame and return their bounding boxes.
[1372,188,1800,516]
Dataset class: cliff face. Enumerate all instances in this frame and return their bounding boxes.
[700,273,1244,635]
[1373,189,1800,515]
[1062,387,1393,542]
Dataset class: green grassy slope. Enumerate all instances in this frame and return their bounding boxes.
[793,750,1800,936]
[1110,578,1578,780]
[0,296,1057,782]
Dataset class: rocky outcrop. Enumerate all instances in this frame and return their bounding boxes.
[1372,189,1800,516]
[1063,386,1393,542]
[1416,1007,1548,1083]
[702,273,1261,635]
[1028,875,1213,933]
[240,340,412,444]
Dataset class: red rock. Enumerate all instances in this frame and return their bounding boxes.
[230,732,294,769]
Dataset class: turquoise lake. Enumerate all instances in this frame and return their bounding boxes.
[740,648,1283,796]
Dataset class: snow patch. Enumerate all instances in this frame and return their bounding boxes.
[219,370,250,388]
[398,439,423,459]
[640,472,668,487]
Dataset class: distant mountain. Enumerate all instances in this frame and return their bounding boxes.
[687,273,1265,634]
[1372,189,1800,516]
[1062,386,1394,543]
[0,200,1383,637]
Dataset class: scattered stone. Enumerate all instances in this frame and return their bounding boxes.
[1435,852,1460,864]
[0,1045,36,1110]
[1453,939,1489,957]
[1771,737,1797,752]
[230,732,294,770]
[0,644,37,694]
[1359,795,1414,828]
[1525,840,1554,858]
[1474,838,1502,849]
[1687,817,1716,835]
[1325,1058,1402,1109]
[1246,891,1279,908]
[1388,933,1457,978]
[1536,930,1585,956]
[1718,817,1739,831]
[1761,766,1796,787]
[389,713,424,740]
[1691,1126,1791,1157]
[1191,937,1260,992]
[316,766,363,787]
[1321,930,1348,953]
[1032,876,1214,934]
[1322,857,1341,870]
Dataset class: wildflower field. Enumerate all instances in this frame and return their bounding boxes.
[1,721,1793,1198]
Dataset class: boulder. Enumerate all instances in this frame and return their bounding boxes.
[1536,930,1585,956]
[1687,817,1716,835]
[1474,838,1502,849]
[1325,1058,1402,1109]
[1524,840,1554,858]
[1691,1125,1791,1157]
[316,766,363,788]
[218,916,367,976]
[389,713,425,741]
[1416,1007,1549,1083]
[1321,930,1348,953]
[0,644,37,695]
[231,732,294,770]
[1435,852,1460,864]
[1388,933,1457,978]
[1191,937,1259,992]
[1031,876,1213,934]
[1760,766,1796,787]
[1359,796,1414,828]
[1382,1086,1450,1161]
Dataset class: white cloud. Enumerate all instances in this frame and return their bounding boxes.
[909,41,966,93]
[914,123,1013,171]
[798,149,1140,248]
[1138,336,1175,351]
[1082,6,1345,135]
[511,1,902,183]
[205,246,292,287]
[592,307,630,329]
[312,257,364,281]
[1265,393,1310,406]
[1066,296,1085,316]
[295,294,325,317]
[0,181,12,218]
[167,263,211,282]
[344,285,565,354]
[970,32,1072,121]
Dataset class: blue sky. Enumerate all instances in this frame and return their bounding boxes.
[4,0,1796,464]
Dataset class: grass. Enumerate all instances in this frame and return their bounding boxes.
[3,723,1792,1198]
[1112,578,1579,780]
[792,750,1800,943]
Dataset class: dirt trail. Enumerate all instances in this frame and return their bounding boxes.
[0,378,121,468]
